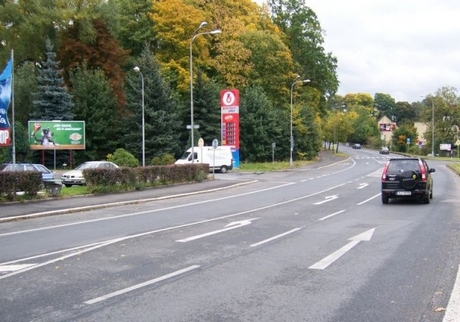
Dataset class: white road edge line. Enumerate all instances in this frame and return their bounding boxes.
[250,228,301,247]
[443,265,460,322]
[319,210,345,221]
[84,265,200,305]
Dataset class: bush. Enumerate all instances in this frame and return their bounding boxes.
[151,153,176,166]
[107,148,139,167]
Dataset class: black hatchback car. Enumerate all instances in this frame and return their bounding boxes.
[381,158,435,204]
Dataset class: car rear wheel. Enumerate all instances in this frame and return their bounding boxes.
[220,165,228,173]
[423,193,430,204]
[382,194,389,204]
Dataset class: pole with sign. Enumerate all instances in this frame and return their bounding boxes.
[212,138,218,178]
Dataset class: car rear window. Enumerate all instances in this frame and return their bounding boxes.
[387,159,420,173]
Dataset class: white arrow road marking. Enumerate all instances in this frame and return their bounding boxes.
[176,218,259,243]
[0,264,36,273]
[309,228,376,270]
[314,195,338,205]
[358,183,368,189]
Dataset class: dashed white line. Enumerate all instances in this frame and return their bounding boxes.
[85,265,201,305]
[319,210,345,221]
[250,228,301,247]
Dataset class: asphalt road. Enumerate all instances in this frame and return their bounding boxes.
[0,148,459,322]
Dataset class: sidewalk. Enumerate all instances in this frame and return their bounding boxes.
[0,179,255,222]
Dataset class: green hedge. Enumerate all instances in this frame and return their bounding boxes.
[0,171,42,201]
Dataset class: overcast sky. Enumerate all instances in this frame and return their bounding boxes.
[254,0,460,103]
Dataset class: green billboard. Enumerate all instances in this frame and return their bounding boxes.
[28,120,85,150]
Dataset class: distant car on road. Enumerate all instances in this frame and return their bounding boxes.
[379,147,390,154]
[0,162,54,181]
[61,161,119,187]
[352,143,361,149]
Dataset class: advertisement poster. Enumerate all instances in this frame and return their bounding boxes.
[0,58,12,147]
[28,120,85,150]
[221,89,240,168]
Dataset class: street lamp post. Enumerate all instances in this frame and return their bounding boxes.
[431,98,435,157]
[190,22,221,163]
[290,76,310,166]
[133,66,145,167]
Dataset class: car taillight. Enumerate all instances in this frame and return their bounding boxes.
[419,160,427,182]
[382,162,389,181]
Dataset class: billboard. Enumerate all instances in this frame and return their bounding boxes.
[28,120,85,150]
[221,89,240,167]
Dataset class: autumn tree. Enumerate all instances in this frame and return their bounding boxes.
[58,18,129,106]
[111,0,156,57]
[268,0,339,110]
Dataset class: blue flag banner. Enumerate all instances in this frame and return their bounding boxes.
[0,58,12,146]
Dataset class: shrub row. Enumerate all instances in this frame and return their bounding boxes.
[0,171,42,201]
[83,163,210,193]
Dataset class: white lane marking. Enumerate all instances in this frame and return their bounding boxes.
[0,182,295,238]
[0,238,126,280]
[250,228,301,247]
[358,183,368,189]
[2,182,350,279]
[309,228,376,270]
[0,264,36,272]
[357,193,381,205]
[314,195,338,205]
[319,210,345,221]
[84,265,200,305]
[176,219,258,242]
[443,265,460,322]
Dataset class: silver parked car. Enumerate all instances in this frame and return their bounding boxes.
[61,161,119,187]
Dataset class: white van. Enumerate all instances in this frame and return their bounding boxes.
[175,146,233,173]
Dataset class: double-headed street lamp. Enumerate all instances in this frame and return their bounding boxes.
[190,22,221,163]
[290,76,310,166]
[133,66,145,167]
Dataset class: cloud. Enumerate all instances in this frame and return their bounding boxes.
[254,0,460,102]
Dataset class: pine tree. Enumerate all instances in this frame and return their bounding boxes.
[124,47,182,163]
[31,39,74,121]
[70,63,119,164]
[192,70,222,146]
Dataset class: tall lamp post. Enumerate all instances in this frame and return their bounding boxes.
[290,76,310,166]
[190,22,221,163]
[133,66,145,167]
[431,98,435,157]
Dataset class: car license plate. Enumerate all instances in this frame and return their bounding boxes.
[396,191,411,196]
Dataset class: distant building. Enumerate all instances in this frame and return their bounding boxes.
[378,116,396,146]
[413,122,428,146]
